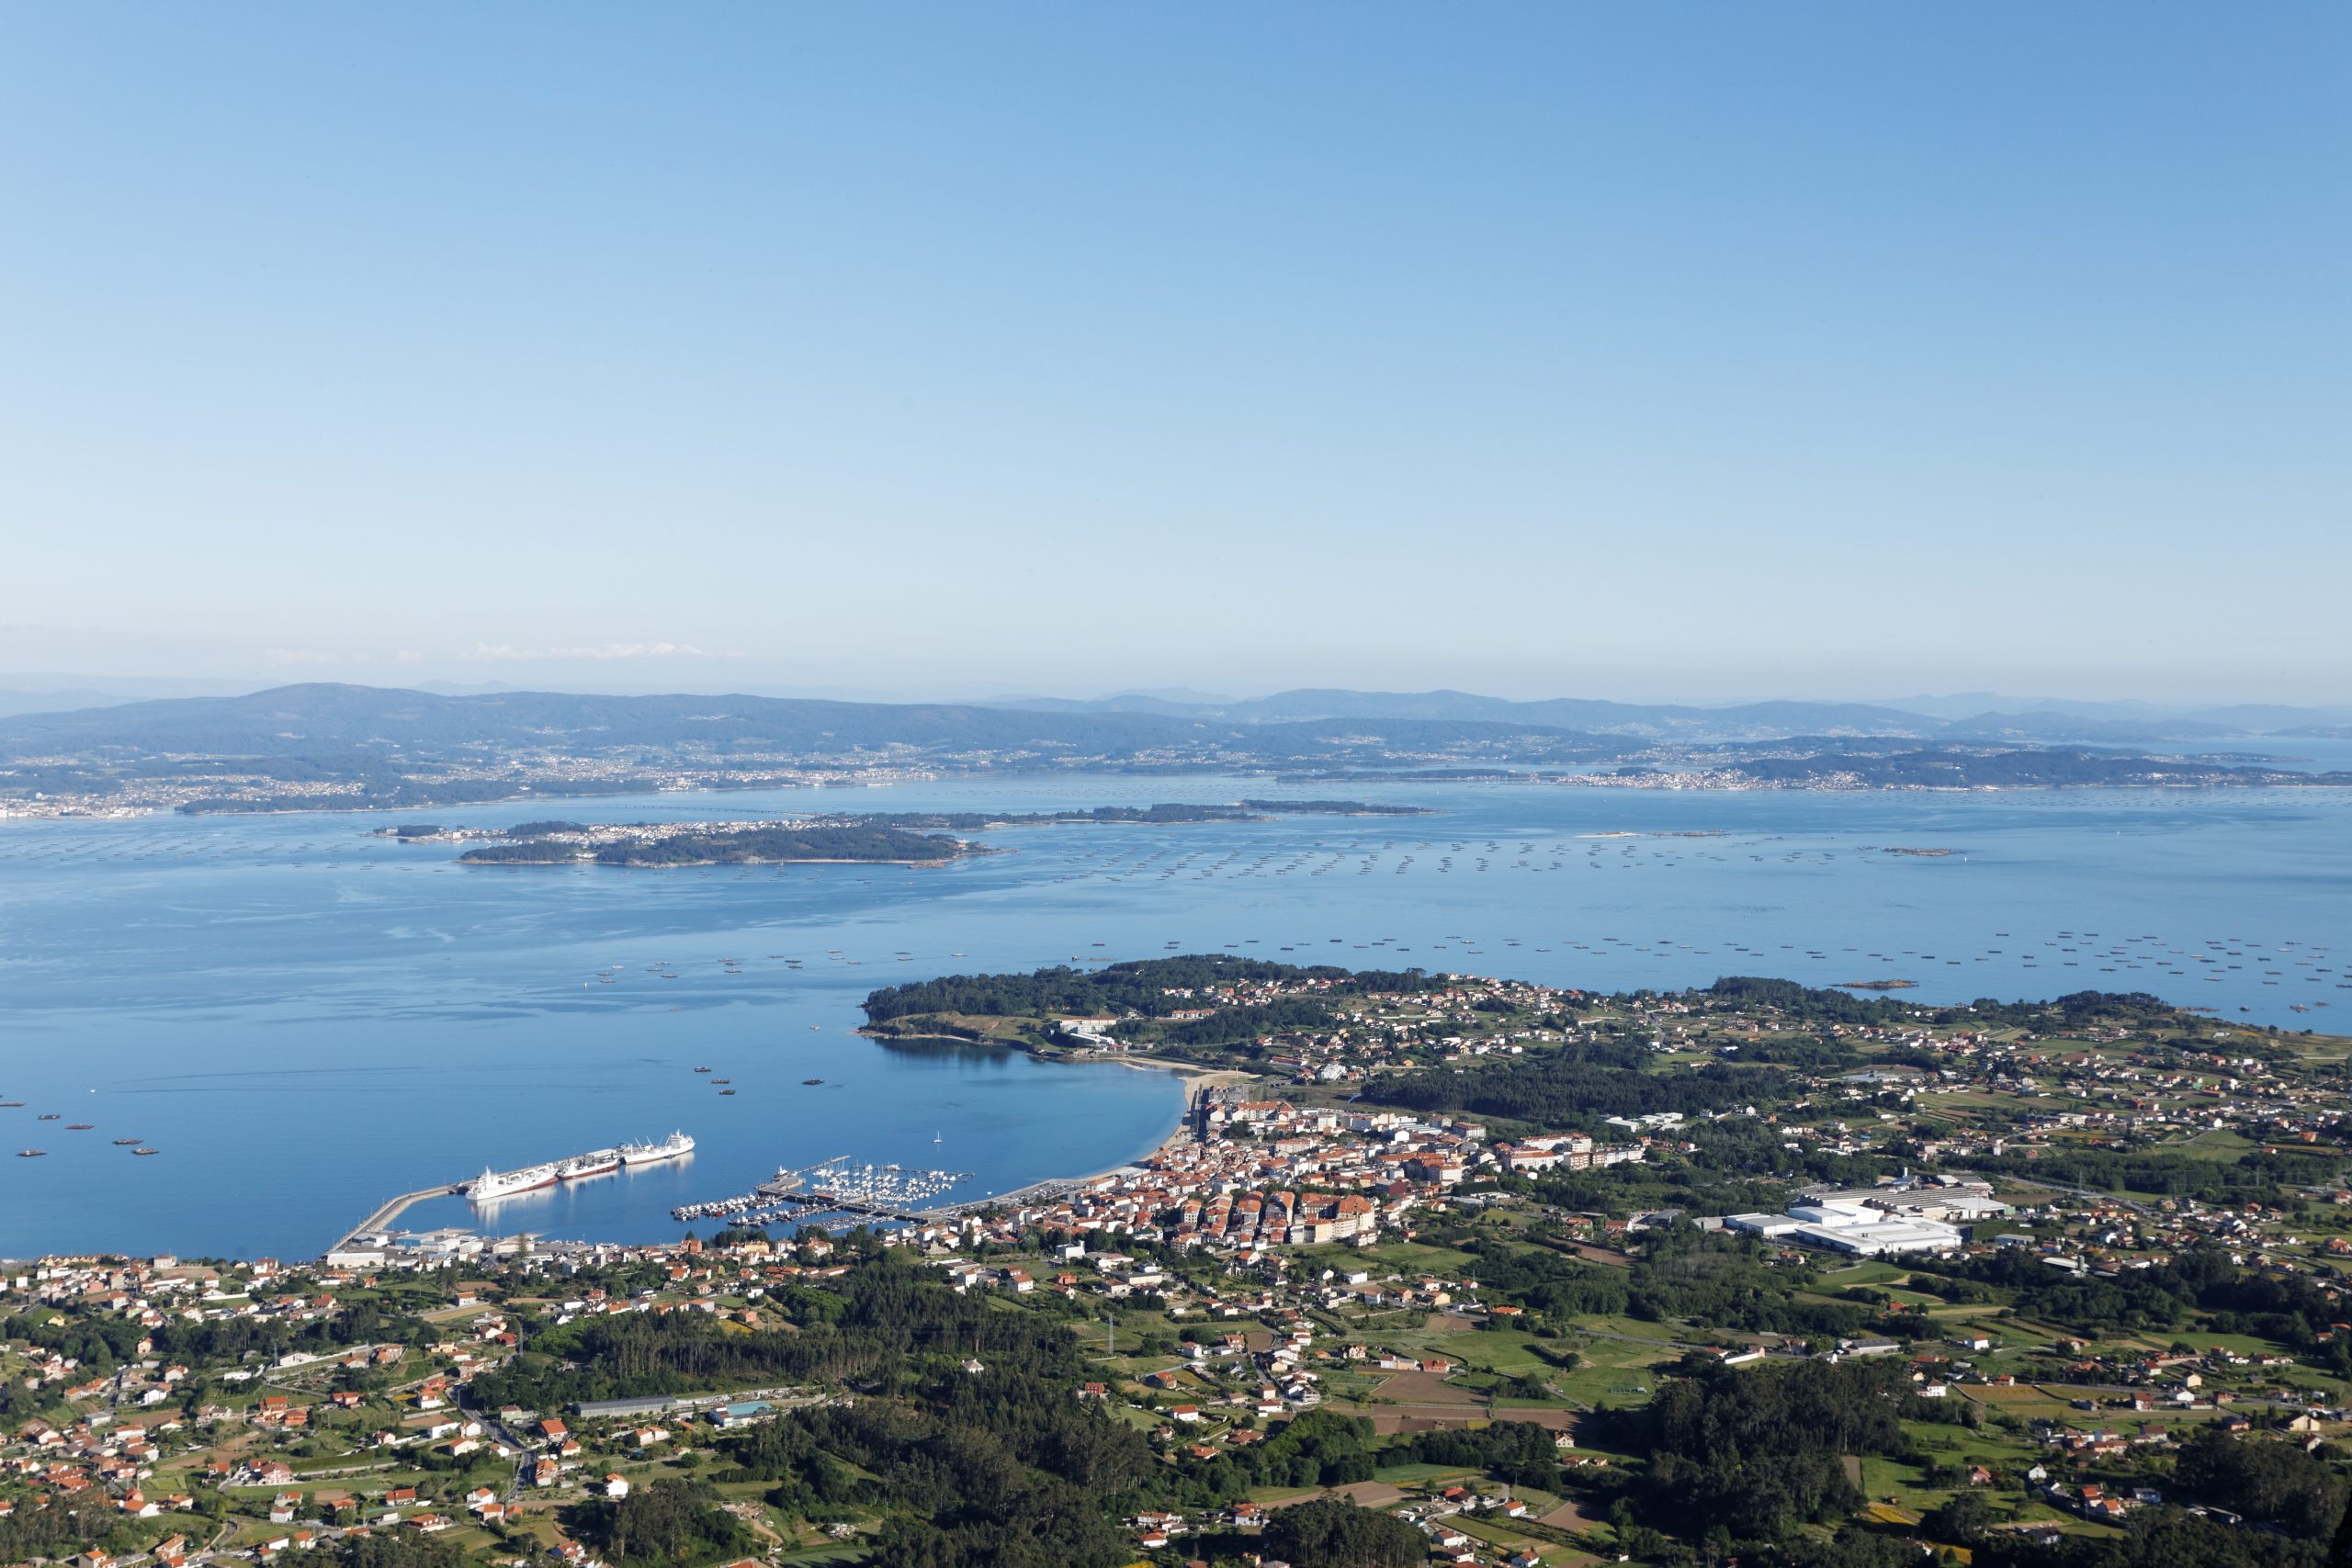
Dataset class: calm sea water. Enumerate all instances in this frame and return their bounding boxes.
[4,773,2349,1260]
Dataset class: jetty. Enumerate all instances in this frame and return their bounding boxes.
[327,1182,461,1255]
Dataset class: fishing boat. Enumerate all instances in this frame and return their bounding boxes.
[113,1137,141,1145]
[65,1123,93,1131]
[17,1149,44,1158]
[803,1078,824,1085]
[134,1148,159,1156]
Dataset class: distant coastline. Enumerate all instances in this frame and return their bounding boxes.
[6,680,2348,821]
[9,759,2348,824]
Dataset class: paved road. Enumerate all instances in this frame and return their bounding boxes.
[457,1382,536,1502]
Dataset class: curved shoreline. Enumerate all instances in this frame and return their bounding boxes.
[941,1056,1256,1213]
[858,1028,1256,1210]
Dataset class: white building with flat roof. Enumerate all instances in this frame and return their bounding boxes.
[1727,1199,1962,1256]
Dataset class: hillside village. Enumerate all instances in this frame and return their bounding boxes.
[10,962,2352,1568]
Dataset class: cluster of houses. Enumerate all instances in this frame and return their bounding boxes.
[1125,1484,1554,1565]
[872,1089,1650,1261]
[1823,1020,2345,1155]
[1069,969,1601,1078]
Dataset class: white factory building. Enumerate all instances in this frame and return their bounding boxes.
[1723,1180,2007,1258]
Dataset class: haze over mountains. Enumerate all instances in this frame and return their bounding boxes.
[3,678,2348,745]
[878,687,2352,744]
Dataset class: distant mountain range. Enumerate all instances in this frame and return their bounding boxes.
[0,683,1261,758]
[6,682,2346,814]
[0,682,1627,813]
[973,686,2352,744]
[0,681,2346,755]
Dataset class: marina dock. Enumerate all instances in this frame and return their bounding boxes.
[671,1156,977,1229]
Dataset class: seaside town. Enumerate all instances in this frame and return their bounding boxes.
[12,958,2352,1568]
[9,6,2343,1568]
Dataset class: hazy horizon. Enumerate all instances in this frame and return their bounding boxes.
[1,663,2346,722]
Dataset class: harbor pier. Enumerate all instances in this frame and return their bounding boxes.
[327,1182,460,1256]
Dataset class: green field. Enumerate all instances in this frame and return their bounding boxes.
[1372,1461,1481,1484]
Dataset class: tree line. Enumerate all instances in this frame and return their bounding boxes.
[860,956,1440,1025]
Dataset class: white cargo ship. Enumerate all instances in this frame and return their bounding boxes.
[467,1136,674,1201]
[618,1130,695,1166]
[466,1161,560,1201]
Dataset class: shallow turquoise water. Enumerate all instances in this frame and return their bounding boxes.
[2,773,2347,1258]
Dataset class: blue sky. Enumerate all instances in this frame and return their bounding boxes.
[2,5,2345,702]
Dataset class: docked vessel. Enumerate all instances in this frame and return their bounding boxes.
[558,1149,621,1180]
[619,1130,695,1166]
[466,1161,560,1201]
